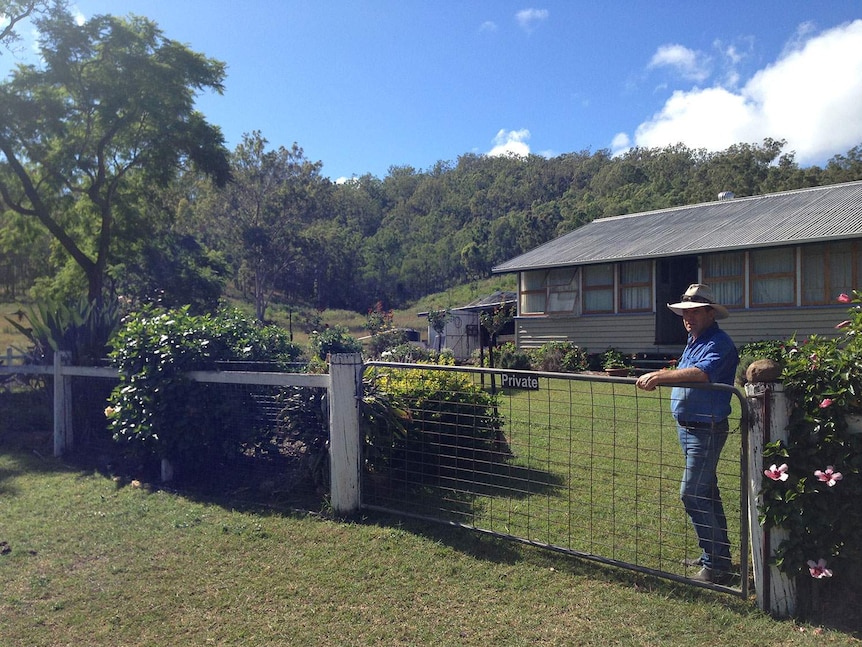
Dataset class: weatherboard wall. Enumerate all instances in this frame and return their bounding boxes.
[514,305,848,357]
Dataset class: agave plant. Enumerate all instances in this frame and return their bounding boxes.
[5,297,121,365]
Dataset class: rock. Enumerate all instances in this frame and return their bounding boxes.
[746,359,782,383]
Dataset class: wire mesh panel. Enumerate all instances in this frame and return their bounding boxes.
[361,363,747,594]
[65,371,330,505]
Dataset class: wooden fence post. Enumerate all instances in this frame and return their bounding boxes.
[328,353,363,515]
[51,351,75,457]
[745,381,797,617]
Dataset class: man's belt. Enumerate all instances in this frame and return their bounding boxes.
[678,419,729,431]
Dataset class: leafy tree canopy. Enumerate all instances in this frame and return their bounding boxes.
[0,4,230,304]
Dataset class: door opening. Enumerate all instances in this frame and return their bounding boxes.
[655,257,698,345]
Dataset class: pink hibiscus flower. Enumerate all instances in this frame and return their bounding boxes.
[814,466,843,487]
[807,558,833,578]
[764,464,789,481]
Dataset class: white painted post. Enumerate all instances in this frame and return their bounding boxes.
[161,458,175,482]
[746,381,797,617]
[328,353,363,515]
[62,353,73,453]
[52,351,74,456]
[53,352,66,457]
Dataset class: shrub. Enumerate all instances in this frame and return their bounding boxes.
[758,292,862,581]
[530,341,589,373]
[308,324,363,361]
[495,341,532,370]
[272,386,331,489]
[362,365,504,481]
[366,328,410,358]
[107,306,301,473]
[379,342,437,364]
[600,347,627,370]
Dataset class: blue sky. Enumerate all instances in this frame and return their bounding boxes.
[5,1,862,182]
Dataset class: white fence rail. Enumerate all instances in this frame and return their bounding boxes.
[1,351,363,514]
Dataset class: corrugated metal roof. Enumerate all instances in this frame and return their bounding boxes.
[456,290,516,312]
[417,290,516,316]
[492,180,862,273]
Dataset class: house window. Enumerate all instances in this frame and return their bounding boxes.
[801,242,855,305]
[703,252,744,308]
[519,268,579,314]
[751,247,795,306]
[619,260,651,312]
[521,271,547,314]
[583,264,614,313]
[546,268,579,312]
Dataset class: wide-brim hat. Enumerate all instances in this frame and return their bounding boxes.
[667,283,730,320]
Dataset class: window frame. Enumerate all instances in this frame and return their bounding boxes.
[582,263,615,314]
[749,247,796,307]
[519,268,580,315]
[800,241,857,306]
[618,260,652,313]
[702,251,745,310]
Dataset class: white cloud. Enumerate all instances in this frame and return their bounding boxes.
[611,132,631,157]
[479,20,497,33]
[625,19,862,165]
[515,8,548,33]
[489,129,531,157]
[648,44,710,82]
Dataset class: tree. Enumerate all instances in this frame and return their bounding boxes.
[0,7,230,305]
[206,131,327,321]
[0,0,52,54]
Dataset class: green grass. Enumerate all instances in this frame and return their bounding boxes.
[1,444,858,646]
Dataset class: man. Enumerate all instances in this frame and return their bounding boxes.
[635,284,739,584]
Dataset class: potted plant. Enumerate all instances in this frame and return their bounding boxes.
[601,348,628,376]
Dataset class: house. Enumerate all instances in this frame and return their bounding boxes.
[421,290,516,361]
[491,180,862,356]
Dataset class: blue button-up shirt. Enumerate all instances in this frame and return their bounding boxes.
[671,322,739,425]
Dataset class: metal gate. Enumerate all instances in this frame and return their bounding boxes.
[361,362,748,596]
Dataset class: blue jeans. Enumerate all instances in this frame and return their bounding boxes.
[677,424,731,572]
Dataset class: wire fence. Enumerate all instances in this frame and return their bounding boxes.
[2,353,747,594]
[0,358,330,506]
[361,363,748,594]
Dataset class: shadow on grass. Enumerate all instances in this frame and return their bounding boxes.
[363,441,566,520]
[361,510,862,638]
[360,508,734,597]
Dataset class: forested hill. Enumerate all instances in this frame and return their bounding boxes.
[309,139,862,310]
[4,134,862,317]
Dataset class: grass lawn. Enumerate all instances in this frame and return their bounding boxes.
[2,435,859,645]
